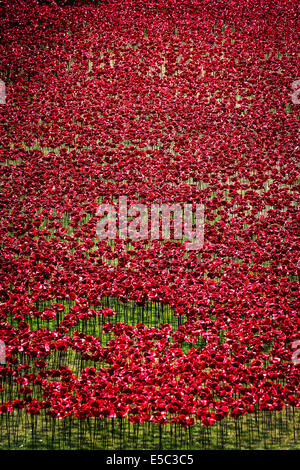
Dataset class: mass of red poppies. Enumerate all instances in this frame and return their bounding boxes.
[0,0,299,438]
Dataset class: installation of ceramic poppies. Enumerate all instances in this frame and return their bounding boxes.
[0,0,299,450]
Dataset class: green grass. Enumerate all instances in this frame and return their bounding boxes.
[0,408,298,450]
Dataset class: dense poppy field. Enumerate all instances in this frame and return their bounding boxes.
[0,0,299,450]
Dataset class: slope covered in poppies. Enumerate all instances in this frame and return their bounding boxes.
[0,0,299,449]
